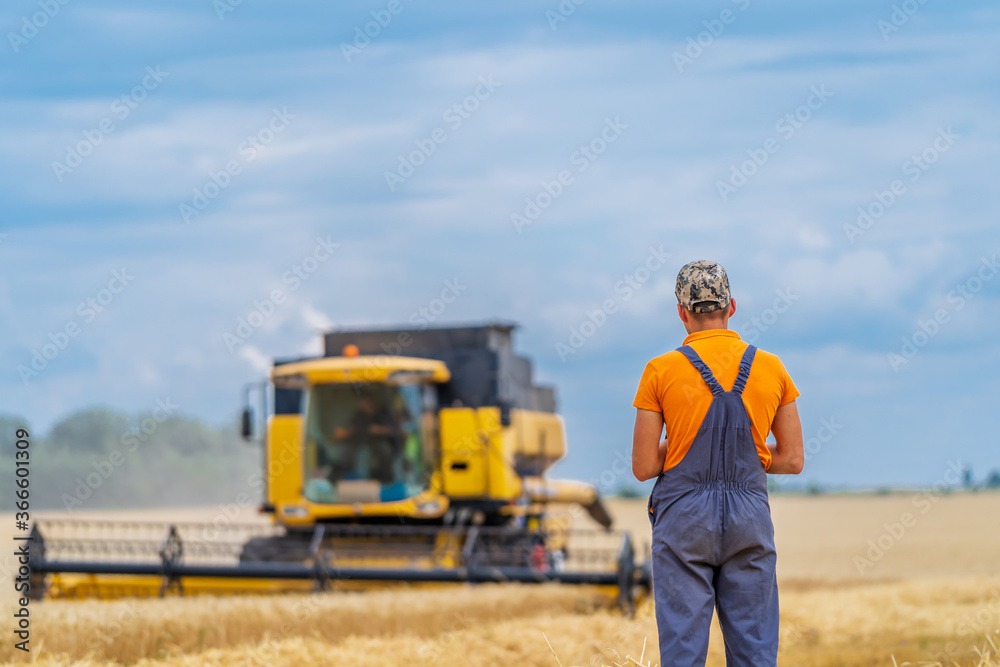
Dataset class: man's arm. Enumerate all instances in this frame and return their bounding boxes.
[632,408,668,482]
[766,400,804,474]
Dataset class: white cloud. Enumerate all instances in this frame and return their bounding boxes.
[779,247,945,310]
[300,303,335,332]
[238,345,272,375]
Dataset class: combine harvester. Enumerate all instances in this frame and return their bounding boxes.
[30,323,650,609]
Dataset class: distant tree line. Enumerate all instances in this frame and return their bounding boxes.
[3,409,998,509]
[765,466,1000,496]
[0,409,261,512]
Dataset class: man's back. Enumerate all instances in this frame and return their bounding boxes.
[633,328,798,473]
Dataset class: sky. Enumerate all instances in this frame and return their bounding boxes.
[1,0,998,490]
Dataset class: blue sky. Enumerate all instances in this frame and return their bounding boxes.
[2,0,998,490]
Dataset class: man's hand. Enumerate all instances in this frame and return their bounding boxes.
[766,400,804,474]
[632,408,667,481]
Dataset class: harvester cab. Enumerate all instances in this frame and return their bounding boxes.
[29,322,649,609]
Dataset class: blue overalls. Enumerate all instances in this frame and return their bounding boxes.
[648,344,779,666]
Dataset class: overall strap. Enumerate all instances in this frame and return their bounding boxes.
[676,346,724,395]
[731,345,758,395]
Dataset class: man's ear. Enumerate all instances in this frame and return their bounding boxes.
[728,298,736,318]
[677,303,689,324]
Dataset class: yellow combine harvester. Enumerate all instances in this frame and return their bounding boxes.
[30,323,649,609]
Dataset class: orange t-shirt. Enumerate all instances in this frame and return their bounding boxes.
[632,329,799,472]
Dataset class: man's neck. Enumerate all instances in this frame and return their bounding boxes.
[684,321,729,335]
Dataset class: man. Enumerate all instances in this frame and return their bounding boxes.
[631,260,804,666]
[332,391,399,482]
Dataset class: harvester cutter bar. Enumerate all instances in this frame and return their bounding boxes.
[29,519,650,608]
[32,558,626,585]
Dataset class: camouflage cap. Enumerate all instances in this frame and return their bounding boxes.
[675,260,731,313]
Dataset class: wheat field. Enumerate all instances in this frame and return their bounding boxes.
[3,493,1000,666]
